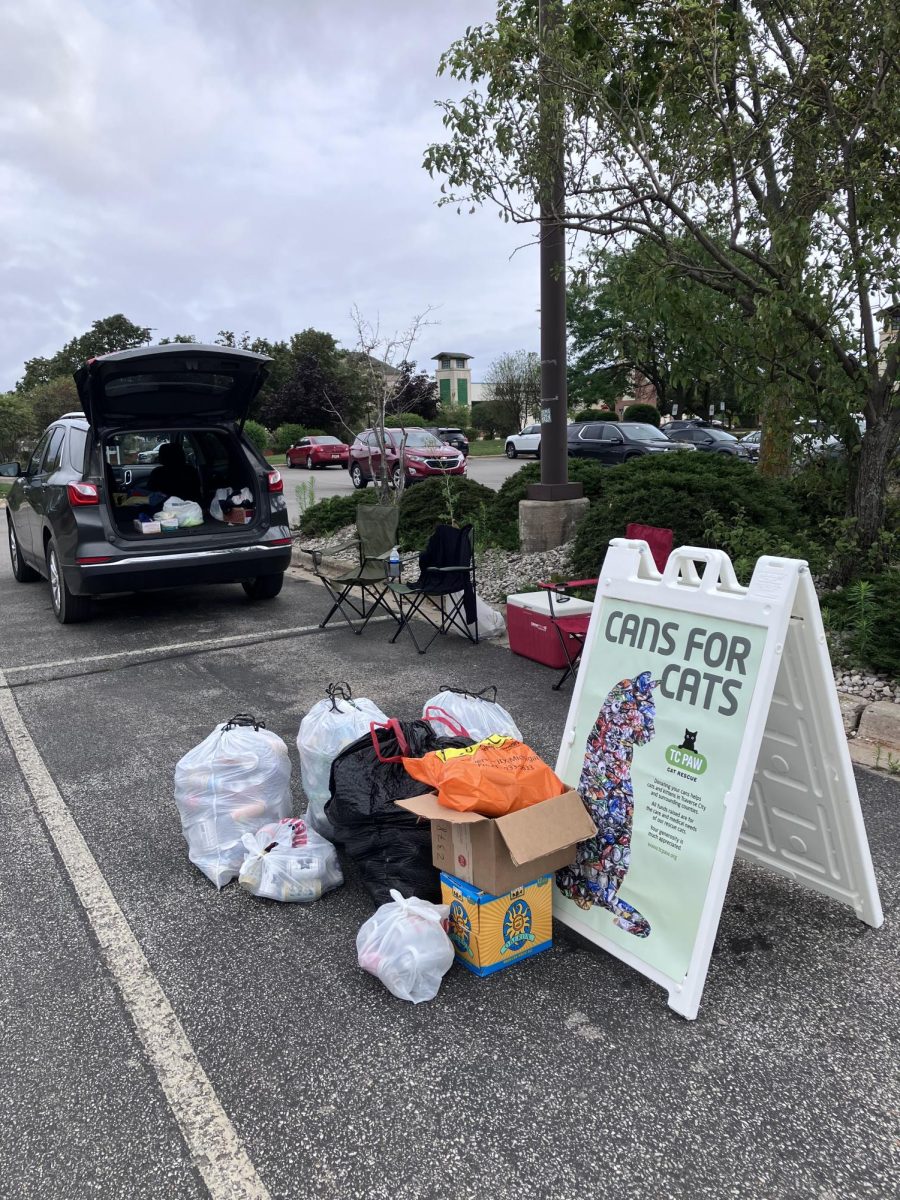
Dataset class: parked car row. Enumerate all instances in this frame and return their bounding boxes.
[502,417,755,464]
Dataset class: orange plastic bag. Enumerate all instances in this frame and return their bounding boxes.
[402,734,565,817]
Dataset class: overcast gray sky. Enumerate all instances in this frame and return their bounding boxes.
[0,0,541,390]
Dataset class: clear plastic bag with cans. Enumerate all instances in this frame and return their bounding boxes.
[356,889,454,1004]
[174,714,291,888]
[238,817,343,902]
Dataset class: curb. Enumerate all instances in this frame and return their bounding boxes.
[841,691,900,774]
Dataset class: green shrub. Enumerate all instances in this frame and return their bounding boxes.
[622,403,661,426]
[384,413,426,428]
[571,454,805,579]
[572,409,618,422]
[243,419,270,453]
[397,476,497,551]
[822,571,900,680]
[486,458,608,550]
[274,423,306,453]
[299,490,377,537]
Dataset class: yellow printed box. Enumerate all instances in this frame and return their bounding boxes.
[440,872,552,977]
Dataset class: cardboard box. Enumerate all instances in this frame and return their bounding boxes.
[506,590,594,668]
[441,872,553,976]
[133,519,161,535]
[396,789,595,896]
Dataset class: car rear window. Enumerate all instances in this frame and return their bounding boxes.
[313,436,342,445]
[104,371,235,396]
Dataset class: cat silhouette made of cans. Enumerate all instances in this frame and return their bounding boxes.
[556,670,657,937]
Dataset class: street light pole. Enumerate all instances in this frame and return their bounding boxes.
[527,0,581,502]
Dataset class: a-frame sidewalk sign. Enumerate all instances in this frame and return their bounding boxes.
[554,540,883,1021]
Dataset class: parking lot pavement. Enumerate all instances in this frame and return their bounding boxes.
[1,549,898,1200]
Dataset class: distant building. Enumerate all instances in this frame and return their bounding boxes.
[432,351,472,408]
[613,370,659,417]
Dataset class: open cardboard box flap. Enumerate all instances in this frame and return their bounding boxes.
[494,790,596,866]
[397,788,595,865]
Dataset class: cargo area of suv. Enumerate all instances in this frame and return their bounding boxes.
[102,427,261,539]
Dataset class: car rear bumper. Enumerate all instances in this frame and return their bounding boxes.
[65,541,293,595]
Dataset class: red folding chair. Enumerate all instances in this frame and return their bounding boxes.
[537,578,597,690]
[625,523,673,572]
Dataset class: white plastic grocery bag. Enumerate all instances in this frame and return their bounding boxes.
[297,684,388,838]
[164,495,204,527]
[356,889,454,1004]
[239,817,343,902]
[423,686,522,742]
[174,714,292,888]
[448,593,506,640]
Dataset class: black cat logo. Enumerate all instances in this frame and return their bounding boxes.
[679,729,698,752]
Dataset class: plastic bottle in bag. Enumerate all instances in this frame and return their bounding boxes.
[356,889,454,1003]
[174,714,291,888]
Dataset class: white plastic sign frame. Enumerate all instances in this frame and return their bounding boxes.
[554,539,883,1020]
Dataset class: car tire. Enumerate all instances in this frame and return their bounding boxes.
[391,464,405,490]
[535,447,541,460]
[288,457,298,469]
[350,463,368,489]
[306,455,314,470]
[46,538,91,624]
[505,443,518,459]
[242,573,284,601]
[8,517,39,583]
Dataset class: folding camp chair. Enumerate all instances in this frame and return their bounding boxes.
[304,503,400,635]
[625,523,673,572]
[538,578,597,690]
[387,523,478,654]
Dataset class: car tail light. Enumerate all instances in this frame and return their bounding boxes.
[76,556,114,564]
[269,537,293,546]
[67,481,100,506]
[267,470,283,493]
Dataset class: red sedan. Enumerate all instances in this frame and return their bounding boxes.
[286,436,350,469]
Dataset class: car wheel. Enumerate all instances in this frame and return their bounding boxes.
[46,538,91,624]
[505,442,518,459]
[350,463,368,489]
[306,455,314,470]
[391,464,405,489]
[535,447,541,460]
[242,573,285,601]
[8,517,39,583]
[288,456,298,469]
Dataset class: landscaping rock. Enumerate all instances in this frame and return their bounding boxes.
[837,693,866,736]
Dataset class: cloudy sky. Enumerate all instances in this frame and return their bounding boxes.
[0,0,541,390]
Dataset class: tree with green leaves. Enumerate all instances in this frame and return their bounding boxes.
[259,329,367,438]
[483,350,541,433]
[18,314,152,391]
[425,0,900,553]
[0,391,35,461]
[387,361,439,420]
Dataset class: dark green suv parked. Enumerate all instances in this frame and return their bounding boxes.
[2,345,292,623]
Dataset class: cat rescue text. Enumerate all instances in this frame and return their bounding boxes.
[603,610,753,717]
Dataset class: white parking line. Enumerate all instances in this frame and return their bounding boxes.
[0,667,272,1200]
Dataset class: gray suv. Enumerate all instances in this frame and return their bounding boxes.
[2,345,292,623]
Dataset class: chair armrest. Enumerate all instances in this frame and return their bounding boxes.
[538,577,598,592]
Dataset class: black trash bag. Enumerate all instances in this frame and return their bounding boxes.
[326,718,472,906]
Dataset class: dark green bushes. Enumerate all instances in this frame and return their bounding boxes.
[622,403,661,426]
[397,476,496,551]
[822,572,900,679]
[571,454,809,579]
[298,489,377,537]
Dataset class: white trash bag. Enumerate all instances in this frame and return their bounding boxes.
[164,495,204,528]
[357,890,455,1004]
[210,487,254,522]
[448,592,506,640]
[424,686,522,742]
[297,684,388,839]
[239,817,343,902]
[174,714,292,888]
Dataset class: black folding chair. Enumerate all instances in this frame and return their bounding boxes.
[387,523,479,654]
[303,503,400,634]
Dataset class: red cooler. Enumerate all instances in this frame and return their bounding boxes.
[506,591,595,668]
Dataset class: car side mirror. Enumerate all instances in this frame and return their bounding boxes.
[609,435,623,444]
[0,461,22,478]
